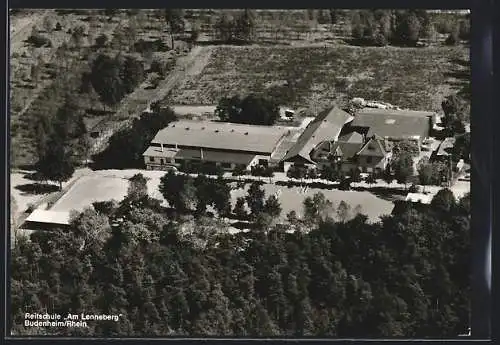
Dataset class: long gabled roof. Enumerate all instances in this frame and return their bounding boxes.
[282,106,353,163]
[151,120,289,154]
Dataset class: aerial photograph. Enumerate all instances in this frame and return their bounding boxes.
[9,8,471,337]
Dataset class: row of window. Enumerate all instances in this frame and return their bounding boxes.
[148,156,235,169]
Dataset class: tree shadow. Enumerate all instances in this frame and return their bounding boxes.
[85,108,115,116]
[351,185,407,202]
[16,163,37,170]
[15,183,59,195]
[17,83,36,90]
[23,171,42,180]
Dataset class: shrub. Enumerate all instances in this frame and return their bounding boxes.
[445,30,459,45]
[26,203,36,213]
[26,34,52,48]
[408,184,419,193]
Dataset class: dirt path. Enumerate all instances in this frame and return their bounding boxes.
[10,10,51,54]
[90,45,214,154]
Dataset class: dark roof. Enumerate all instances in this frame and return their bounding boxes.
[351,111,431,140]
[332,141,363,159]
[357,137,389,157]
[338,131,364,144]
[357,108,435,119]
[282,106,353,162]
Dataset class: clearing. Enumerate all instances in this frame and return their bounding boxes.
[166,45,469,113]
[45,169,393,223]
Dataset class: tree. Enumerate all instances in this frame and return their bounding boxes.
[164,9,185,49]
[159,171,184,209]
[350,167,362,182]
[394,11,421,46]
[37,138,75,190]
[431,188,456,215]
[71,25,86,48]
[71,207,111,247]
[351,12,364,40]
[246,182,265,218]
[445,28,459,46]
[265,195,282,219]
[303,192,333,223]
[336,200,352,223]
[353,204,363,216]
[95,34,108,47]
[34,116,52,162]
[179,178,198,213]
[233,197,247,219]
[127,173,149,201]
[329,9,342,25]
[441,94,462,119]
[287,164,307,180]
[235,9,256,42]
[216,94,279,126]
[306,167,318,180]
[392,152,414,188]
[90,54,126,110]
[452,133,470,163]
[458,20,470,41]
[418,163,433,192]
[393,140,420,158]
[211,177,232,217]
[366,173,377,186]
[120,56,145,94]
[190,22,200,42]
[52,97,83,142]
[215,13,235,42]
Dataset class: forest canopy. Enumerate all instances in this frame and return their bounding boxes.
[11,173,470,337]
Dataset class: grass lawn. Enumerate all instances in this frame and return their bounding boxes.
[167,45,469,113]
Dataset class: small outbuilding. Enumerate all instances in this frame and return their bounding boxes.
[21,210,72,231]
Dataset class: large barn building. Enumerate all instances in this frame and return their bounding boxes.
[143,120,293,171]
[143,105,436,175]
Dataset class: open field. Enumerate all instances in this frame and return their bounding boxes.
[166,45,469,113]
[230,183,394,223]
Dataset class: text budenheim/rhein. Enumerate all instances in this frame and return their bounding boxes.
[25,313,121,327]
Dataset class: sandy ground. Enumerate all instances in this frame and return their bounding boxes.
[10,168,469,241]
[31,169,394,224]
[230,183,394,223]
[171,105,217,116]
[50,173,167,212]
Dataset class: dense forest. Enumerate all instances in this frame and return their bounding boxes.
[11,174,470,337]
